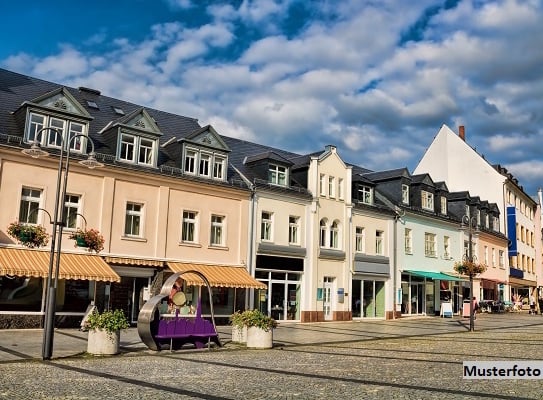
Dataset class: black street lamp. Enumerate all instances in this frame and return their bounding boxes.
[460,215,479,332]
[22,127,103,360]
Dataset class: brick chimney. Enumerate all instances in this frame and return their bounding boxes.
[459,125,465,141]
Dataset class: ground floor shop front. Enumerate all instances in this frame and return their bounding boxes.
[401,271,468,316]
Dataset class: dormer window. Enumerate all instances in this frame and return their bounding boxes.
[183,146,228,181]
[358,186,373,205]
[199,153,211,176]
[440,196,447,215]
[402,184,409,204]
[213,156,225,179]
[421,190,434,211]
[119,133,155,166]
[268,164,287,186]
[27,112,87,152]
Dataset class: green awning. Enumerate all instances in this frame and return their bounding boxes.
[405,270,465,281]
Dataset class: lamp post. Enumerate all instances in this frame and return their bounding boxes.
[22,127,103,360]
[460,215,479,332]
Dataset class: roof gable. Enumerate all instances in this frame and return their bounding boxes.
[182,125,230,152]
[22,87,91,118]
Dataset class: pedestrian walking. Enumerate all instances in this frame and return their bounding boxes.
[529,294,536,315]
[472,296,479,320]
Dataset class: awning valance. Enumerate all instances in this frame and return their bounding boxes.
[167,262,267,289]
[509,277,536,287]
[0,247,120,282]
[405,270,465,281]
[104,256,164,268]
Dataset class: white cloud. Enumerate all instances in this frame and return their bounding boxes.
[2,0,543,194]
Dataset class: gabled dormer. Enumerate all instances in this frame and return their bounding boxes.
[361,168,411,207]
[352,175,375,205]
[410,174,436,212]
[244,151,294,187]
[100,107,162,167]
[172,125,231,181]
[15,87,93,153]
[434,181,449,216]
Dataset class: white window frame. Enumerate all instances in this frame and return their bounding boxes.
[184,149,197,174]
[119,133,156,166]
[359,186,373,205]
[199,152,211,177]
[120,133,136,162]
[440,196,447,215]
[213,156,225,180]
[210,214,225,246]
[181,210,198,243]
[375,230,384,255]
[319,174,326,196]
[330,220,340,249]
[319,219,328,247]
[289,216,299,245]
[125,202,143,237]
[328,176,335,198]
[19,187,42,224]
[443,236,450,259]
[404,228,412,254]
[63,194,81,230]
[355,226,365,253]
[421,191,434,211]
[424,232,436,257]
[338,178,344,200]
[26,112,86,152]
[492,248,496,267]
[269,164,287,186]
[402,184,409,204]
[138,137,154,166]
[261,211,273,242]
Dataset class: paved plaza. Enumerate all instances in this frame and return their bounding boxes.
[1,313,543,399]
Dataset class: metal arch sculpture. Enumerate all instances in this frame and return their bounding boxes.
[137,270,220,351]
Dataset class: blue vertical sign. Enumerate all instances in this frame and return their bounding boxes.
[507,206,517,256]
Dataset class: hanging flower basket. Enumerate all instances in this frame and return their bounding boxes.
[68,228,105,253]
[6,221,49,248]
[453,260,488,277]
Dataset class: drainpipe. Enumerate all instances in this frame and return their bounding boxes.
[247,185,257,309]
[392,207,405,320]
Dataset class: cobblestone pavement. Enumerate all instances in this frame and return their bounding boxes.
[1,313,543,399]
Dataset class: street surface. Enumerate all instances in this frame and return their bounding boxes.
[1,313,542,399]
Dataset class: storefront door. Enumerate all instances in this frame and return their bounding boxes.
[270,281,285,320]
[410,282,424,314]
[255,270,302,321]
[323,277,333,321]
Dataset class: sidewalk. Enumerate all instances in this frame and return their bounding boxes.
[0,312,541,362]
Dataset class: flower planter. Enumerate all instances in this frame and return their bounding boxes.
[246,326,273,349]
[19,232,34,243]
[231,325,247,343]
[87,328,120,355]
[75,237,88,247]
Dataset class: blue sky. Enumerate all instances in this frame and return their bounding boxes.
[2,0,543,197]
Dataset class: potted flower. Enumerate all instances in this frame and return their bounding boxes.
[229,310,247,344]
[68,228,105,253]
[85,309,130,355]
[229,309,277,349]
[6,221,49,248]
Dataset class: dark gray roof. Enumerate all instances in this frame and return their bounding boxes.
[0,68,201,150]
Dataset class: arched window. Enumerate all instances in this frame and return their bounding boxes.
[330,220,340,249]
[320,219,328,247]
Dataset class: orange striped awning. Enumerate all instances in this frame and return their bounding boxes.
[104,256,164,268]
[167,262,266,289]
[0,247,120,282]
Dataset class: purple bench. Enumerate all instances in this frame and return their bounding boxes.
[154,310,220,350]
